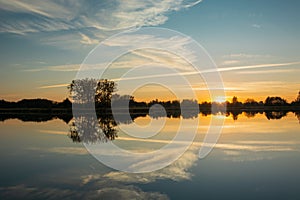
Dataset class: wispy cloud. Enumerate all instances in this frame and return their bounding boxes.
[111,61,300,81]
[220,53,275,68]
[192,87,244,91]
[221,60,240,66]
[216,61,300,72]
[222,53,272,59]
[38,83,69,89]
[223,81,300,96]
[252,24,261,28]
[25,33,197,86]
[0,0,202,47]
[0,184,169,199]
[83,143,200,183]
[237,140,300,145]
[47,147,88,155]
[38,129,67,135]
[23,64,79,72]
[79,33,99,45]
[36,61,300,89]
[236,68,298,74]
[219,140,300,162]
[28,147,88,155]
[210,143,297,152]
[25,33,194,72]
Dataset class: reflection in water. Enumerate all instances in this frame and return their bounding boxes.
[0,110,299,145]
[0,109,299,123]
[296,112,300,124]
[65,110,300,144]
[63,111,300,199]
[0,112,73,123]
[1,110,300,199]
[231,110,242,121]
[69,107,201,143]
[265,111,288,120]
[0,110,299,144]
[0,184,169,200]
[69,115,117,143]
[244,111,259,118]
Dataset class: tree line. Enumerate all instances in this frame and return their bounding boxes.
[1,78,298,144]
[0,79,300,111]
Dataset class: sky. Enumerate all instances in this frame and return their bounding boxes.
[0,0,299,102]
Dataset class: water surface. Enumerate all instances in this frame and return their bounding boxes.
[0,112,299,199]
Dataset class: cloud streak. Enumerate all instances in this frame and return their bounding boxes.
[0,0,202,47]
[112,61,300,81]
[252,24,262,28]
[37,61,300,89]
[38,83,69,89]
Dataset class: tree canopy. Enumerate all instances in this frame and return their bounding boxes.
[68,78,116,105]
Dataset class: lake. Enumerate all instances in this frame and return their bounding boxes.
[0,112,299,199]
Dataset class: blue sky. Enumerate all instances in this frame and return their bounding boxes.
[0,0,299,101]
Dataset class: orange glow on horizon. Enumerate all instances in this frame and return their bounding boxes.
[1,83,298,104]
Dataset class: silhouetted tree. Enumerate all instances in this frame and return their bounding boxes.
[68,78,98,104]
[68,78,116,105]
[56,98,72,108]
[95,79,116,106]
[16,99,53,109]
[111,94,131,108]
[229,96,242,108]
[243,99,259,109]
[199,101,211,112]
[297,91,300,102]
[265,96,287,106]
[232,96,238,104]
[244,98,258,105]
[291,91,300,106]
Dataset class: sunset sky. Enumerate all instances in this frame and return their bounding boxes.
[0,0,299,102]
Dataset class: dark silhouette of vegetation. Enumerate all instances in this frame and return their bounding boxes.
[1,79,298,144]
[181,99,199,119]
[295,112,300,124]
[291,91,300,106]
[68,115,117,143]
[265,111,288,120]
[0,82,299,125]
[68,78,116,106]
[0,98,72,123]
[265,96,287,106]
[1,86,299,143]
[0,98,71,109]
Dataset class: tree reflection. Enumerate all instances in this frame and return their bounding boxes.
[244,111,257,118]
[231,110,242,121]
[68,115,117,143]
[1,109,299,126]
[265,111,288,120]
[295,112,300,124]
[98,115,118,140]
[180,99,199,119]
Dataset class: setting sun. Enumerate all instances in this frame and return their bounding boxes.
[214,96,226,103]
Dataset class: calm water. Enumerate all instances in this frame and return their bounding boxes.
[0,112,299,200]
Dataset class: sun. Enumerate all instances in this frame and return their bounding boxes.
[214,96,226,103]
